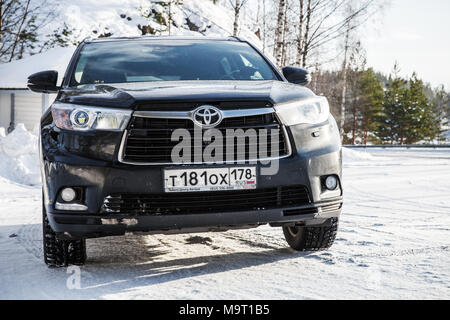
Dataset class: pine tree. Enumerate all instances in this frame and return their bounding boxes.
[375,67,441,145]
[375,64,408,144]
[40,23,78,51]
[403,73,440,143]
[431,85,449,143]
[359,68,384,144]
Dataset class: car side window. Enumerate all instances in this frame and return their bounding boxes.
[74,55,88,83]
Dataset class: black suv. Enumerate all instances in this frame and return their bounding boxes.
[28,37,342,267]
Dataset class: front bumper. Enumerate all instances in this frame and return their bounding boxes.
[41,117,343,239]
[50,198,342,239]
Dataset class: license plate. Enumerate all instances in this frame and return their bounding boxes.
[164,167,257,192]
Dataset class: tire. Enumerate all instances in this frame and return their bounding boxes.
[282,218,338,251]
[42,200,87,267]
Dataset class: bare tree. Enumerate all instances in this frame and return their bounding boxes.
[278,0,384,68]
[339,22,351,140]
[301,0,312,67]
[262,0,266,52]
[0,0,55,63]
[337,1,383,140]
[310,0,380,65]
[8,0,31,61]
[280,0,289,66]
[229,0,249,36]
[273,0,286,66]
[296,0,304,66]
[0,1,2,44]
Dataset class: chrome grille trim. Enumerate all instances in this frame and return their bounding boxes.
[118,108,293,166]
[132,108,275,119]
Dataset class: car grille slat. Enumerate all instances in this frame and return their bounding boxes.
[136,100,273,111]
[104,189,289,201]
[123,150,287,157]
[105,195,279,206]
[101,185,310,215]
[121,108,290,164]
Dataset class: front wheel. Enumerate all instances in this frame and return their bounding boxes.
[282,218,338,251]
[42,200,87,267]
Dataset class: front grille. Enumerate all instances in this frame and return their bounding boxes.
[136,100,273,111]
[101,185,310,215]
[120,111,290,164]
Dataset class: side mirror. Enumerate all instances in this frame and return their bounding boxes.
[27,70,59,93]
[282,66,311,86]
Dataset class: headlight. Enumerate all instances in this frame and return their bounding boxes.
[274,96,330,126]
[51,103,132,131]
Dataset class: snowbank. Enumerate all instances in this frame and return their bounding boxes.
[0,124,40,186]
[342,147,374,162]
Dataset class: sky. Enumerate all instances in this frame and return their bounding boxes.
[364,0,450,90]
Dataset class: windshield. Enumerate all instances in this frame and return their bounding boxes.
[69,40,279,86]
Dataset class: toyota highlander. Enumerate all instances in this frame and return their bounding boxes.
[28,37,343,267]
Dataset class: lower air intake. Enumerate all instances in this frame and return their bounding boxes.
[101,185,310,215]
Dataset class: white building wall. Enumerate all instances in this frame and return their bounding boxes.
[14,92,43,131]
[0,91,53,132]
[0,93,11,130]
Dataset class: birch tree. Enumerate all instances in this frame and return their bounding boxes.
[290,0,383,68]
[280,0,289,66]
[229,0,249,36]
[339,22,350,139]
[273,0,286,66]
[296,0,304,65]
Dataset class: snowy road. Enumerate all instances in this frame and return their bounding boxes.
[0,149,449,299]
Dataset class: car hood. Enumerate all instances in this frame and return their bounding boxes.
[57,80,316,108]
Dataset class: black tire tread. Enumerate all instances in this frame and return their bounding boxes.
[42,203,87,267]
[283,218,338,251]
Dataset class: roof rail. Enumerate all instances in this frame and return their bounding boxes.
[82,37,95,43]
[229,36,245,42]
[79,35,243,43]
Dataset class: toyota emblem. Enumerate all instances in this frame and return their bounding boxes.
[192,106,223,128]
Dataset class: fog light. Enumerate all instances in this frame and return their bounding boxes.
[325,176,338,190]
[61,188,76,202]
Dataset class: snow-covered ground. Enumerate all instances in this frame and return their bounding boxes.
[0,128,449,299]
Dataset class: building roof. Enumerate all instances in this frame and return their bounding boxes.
[0,47,75,89]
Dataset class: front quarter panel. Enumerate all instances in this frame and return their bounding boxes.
[288,115,342,201]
